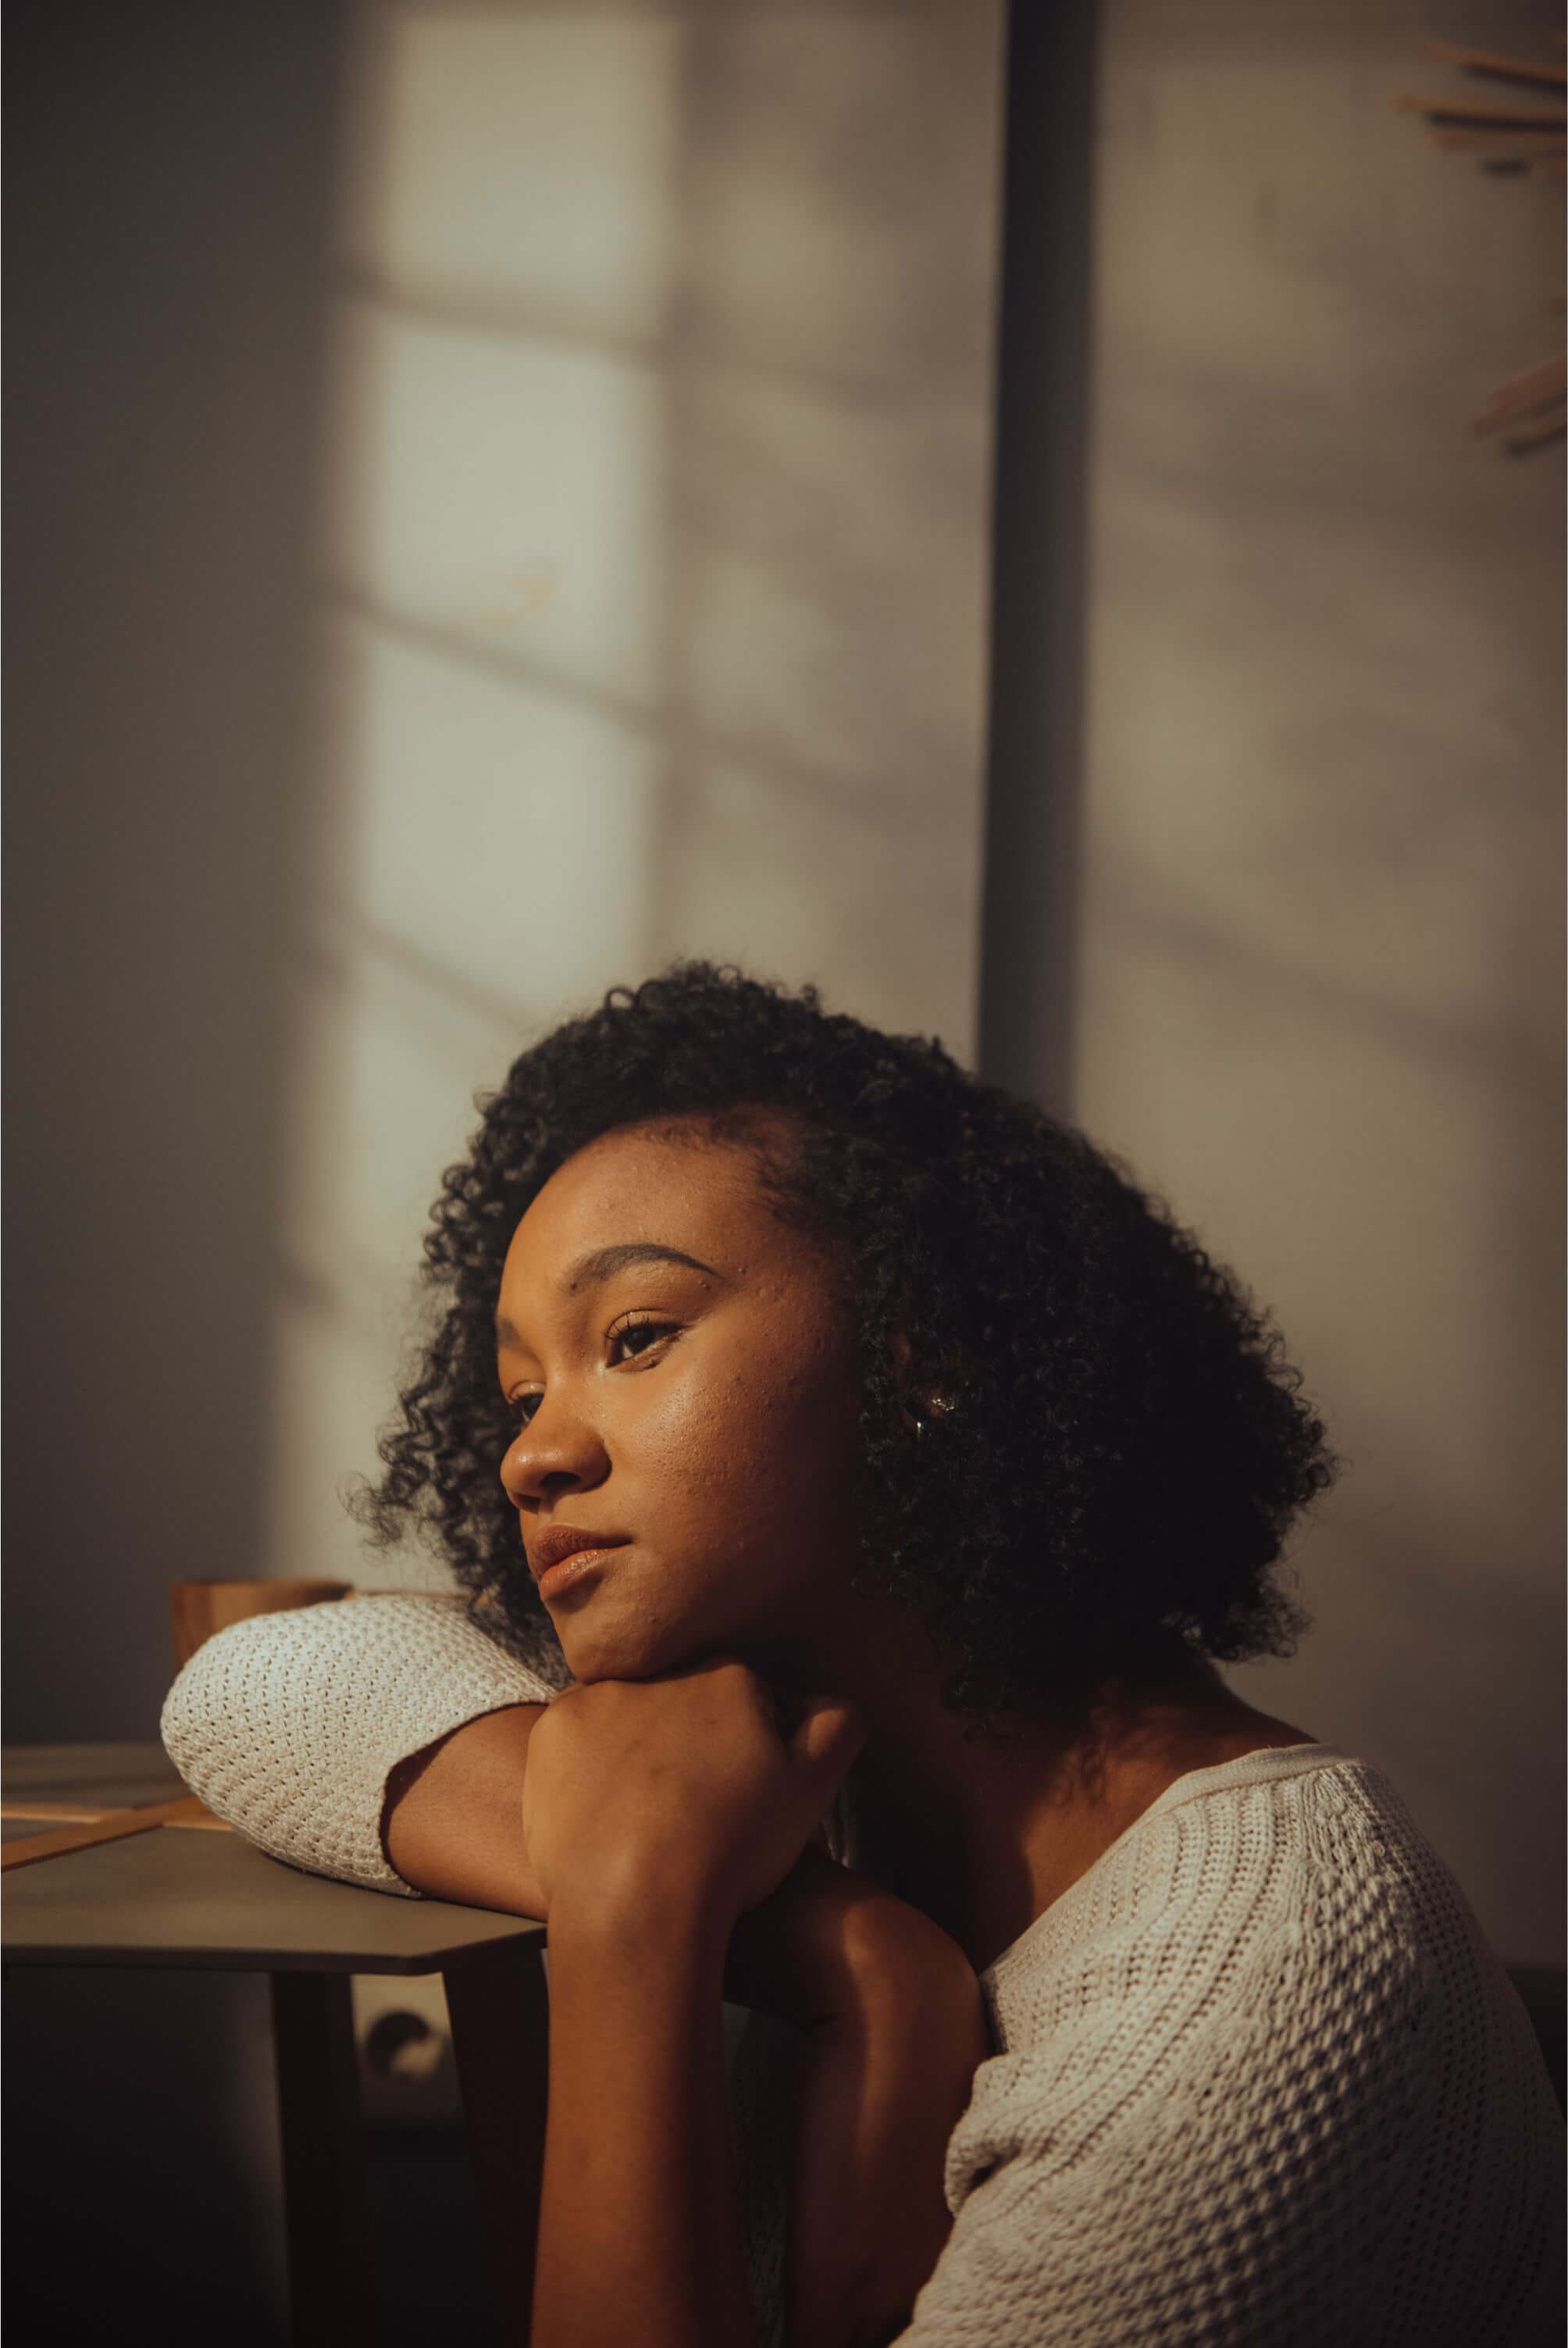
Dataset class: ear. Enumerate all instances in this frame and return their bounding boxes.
[891,1331,960,1433]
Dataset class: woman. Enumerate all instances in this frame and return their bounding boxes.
[164,965,1563,2348]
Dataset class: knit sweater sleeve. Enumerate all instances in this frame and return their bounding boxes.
[896,1766,1565,2348]
[894,2028,1294,2348]
[159,1593,568,1896]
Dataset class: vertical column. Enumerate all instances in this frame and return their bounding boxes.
[978,0,1100,1113]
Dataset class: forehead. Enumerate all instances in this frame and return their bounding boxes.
[503,1118,795,1279]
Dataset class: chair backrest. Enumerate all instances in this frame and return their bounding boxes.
[168,1579,353,1672]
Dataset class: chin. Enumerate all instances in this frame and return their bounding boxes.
[553,1610,704,1686]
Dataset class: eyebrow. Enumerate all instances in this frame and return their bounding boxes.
[494,1242,725,1350]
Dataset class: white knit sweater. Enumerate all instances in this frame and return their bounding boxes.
[162,1597,1564,2346]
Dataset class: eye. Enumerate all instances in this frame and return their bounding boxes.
[506,1390,543,1427]
[608,1314,679,1367]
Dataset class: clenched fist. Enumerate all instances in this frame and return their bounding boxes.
[520,1658,866,1937]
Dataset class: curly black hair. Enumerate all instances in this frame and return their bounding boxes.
[357,962,1333,1726]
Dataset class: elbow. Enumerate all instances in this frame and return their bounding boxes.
[159,1640,219,1793]
[159,1613,280,1825]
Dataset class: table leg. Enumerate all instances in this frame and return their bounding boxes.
[270,1971,374,2348]
[444,1937,550,2348]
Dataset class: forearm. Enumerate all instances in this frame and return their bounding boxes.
[535,1892,757,2348]
[786,1953,985,2348]
[384,1708,980,2348]
[383,1704,547,1912]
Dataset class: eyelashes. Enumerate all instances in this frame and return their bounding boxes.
[608,1313,679,1365]
[504,1315,682,1426]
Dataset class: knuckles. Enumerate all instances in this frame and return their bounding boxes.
[540,1658,779,1766]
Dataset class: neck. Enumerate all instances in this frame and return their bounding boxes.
[754,1603,1311,1970]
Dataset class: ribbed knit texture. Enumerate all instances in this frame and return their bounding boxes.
[160,1593,567,1894]
[162,1598,1563,2346]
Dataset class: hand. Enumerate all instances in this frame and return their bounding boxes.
[726,1840,966,2031]
[519,1658,865,1936]
[727,1848,990,2348]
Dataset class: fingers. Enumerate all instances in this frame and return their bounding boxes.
[788,1693,867,1785]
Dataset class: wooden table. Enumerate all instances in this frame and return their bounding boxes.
[2,1743,547,2347]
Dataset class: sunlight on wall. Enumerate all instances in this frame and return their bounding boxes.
[328,312,670,701]
[265,2,1002,1585]
[343,12,683,338]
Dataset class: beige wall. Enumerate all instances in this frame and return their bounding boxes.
[5,2,1001,1721]
[1076,1,1565,1961]
[268,0,1003,1590]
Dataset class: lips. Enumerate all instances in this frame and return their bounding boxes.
[527,1525,631,1581]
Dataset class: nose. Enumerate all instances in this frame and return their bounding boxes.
[499,1390,610,1511]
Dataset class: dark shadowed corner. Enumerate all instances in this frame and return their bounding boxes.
[2,0,345,1744]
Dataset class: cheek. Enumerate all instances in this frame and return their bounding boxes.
[560,1340,860,1676]
[630,1328,859,1546]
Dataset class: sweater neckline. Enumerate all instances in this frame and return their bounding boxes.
[981,1740,1352,1988]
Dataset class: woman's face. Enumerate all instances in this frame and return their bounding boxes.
[495,1117,864,1684]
